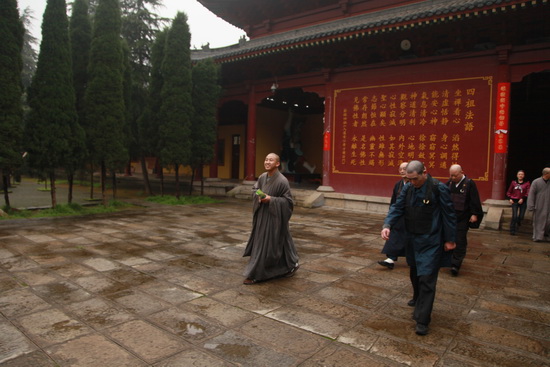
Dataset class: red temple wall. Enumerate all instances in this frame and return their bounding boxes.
[326,55,501,200]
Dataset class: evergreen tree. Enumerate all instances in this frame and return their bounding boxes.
[158,12,193,199]
[70,0,91,125]
[120,0,163,195]
[139,27,167,195]
[85,0,127,206]
[116,39,133,199]
[67,0,91,203]
[0,0,24,208]
[19,6,38,91]
[190,58,221,195]
[24,0,78,208]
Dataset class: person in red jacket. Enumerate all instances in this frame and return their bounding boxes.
[506,170,530,235]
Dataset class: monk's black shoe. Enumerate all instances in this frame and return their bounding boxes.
[451,267,459,276]
[377,260,394,269]
[415,323,429,336]
[407,299,416,307]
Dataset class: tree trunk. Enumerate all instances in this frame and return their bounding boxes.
[112,169,117,201]
[200,164,205,196]
[159,167,164,196]
[50,171,57,208]
[175,164,180,199]
[67,171,74,204]
[189,166,195,196]
[89,163,95,200]
[140,156,153,196]
[2,171,11,209]
[101,161,107,206]
[125,160,132,176]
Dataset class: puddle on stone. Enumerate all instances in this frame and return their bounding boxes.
[178,321,205,335]
[204,343,251,358]
[52,320,84,332]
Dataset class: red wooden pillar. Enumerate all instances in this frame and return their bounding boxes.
[319,70,335,192]
[245,85,257,181]
[491,47,511,199]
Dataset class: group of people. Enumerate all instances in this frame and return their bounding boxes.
[378,163,550,335]
[241,153,550,337]
[503,167,550,241]
[379,162,483,278]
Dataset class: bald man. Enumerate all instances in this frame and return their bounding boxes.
[242,153,300,284]
[446,164,483,276]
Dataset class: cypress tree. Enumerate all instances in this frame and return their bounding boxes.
[139,28,167,195]
[121,0,163,195]
[85,0,127,206]
[0,0,24,208]
[70,0,91,125]
[19,6,38,91]
[67,0,91,203]
[190,58,221,195]
[24,0,77,208]
[158,12,193,199]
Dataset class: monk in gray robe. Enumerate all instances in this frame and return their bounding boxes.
[527,167,550,242]
[243,153,299,284]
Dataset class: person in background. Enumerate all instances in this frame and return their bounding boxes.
[242,153,300,284]
[527,167,550,242]
[378,161,408,269]
[506,170,530,235]
[381,161,456,336]
[446,164,483,277]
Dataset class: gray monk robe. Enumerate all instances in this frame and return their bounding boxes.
[243,170,299,281]
[527,177,550,241]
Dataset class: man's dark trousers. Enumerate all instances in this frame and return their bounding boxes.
[452,219,469,269]
[410,266,439,326]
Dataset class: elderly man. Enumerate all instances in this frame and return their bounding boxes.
[527,167,550,242]
[381,161,456,335]
[446,164,483,276]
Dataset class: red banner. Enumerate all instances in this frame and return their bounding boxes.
[494,82,510,154]
[323,132,331,151]
[331,77,493,180]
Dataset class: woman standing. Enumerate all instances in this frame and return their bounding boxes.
[506,170,530,235]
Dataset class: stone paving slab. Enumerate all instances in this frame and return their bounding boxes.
[0,199,549,366]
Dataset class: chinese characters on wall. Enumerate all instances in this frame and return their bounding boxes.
[494,82,510,154]
[332,77,493,180]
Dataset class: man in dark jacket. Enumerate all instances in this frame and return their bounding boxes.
[378,161,408,269]
[381,161,456,336]
[446,164,483,276]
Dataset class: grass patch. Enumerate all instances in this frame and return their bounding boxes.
[146,195,219,205]
[1,201,133,220]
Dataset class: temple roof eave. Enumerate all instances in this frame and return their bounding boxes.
[191,0,540,63]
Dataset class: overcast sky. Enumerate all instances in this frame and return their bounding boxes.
[18,0,247,49]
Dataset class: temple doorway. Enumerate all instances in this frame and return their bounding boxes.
[258,88,324,185]
[508,71,550,188]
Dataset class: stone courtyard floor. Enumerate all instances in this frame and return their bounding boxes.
[0,181,549,366]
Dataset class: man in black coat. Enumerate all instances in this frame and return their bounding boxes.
[446,164,483,276]
[378,161,408,269]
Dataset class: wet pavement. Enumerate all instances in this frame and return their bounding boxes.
[1,181,549,366]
